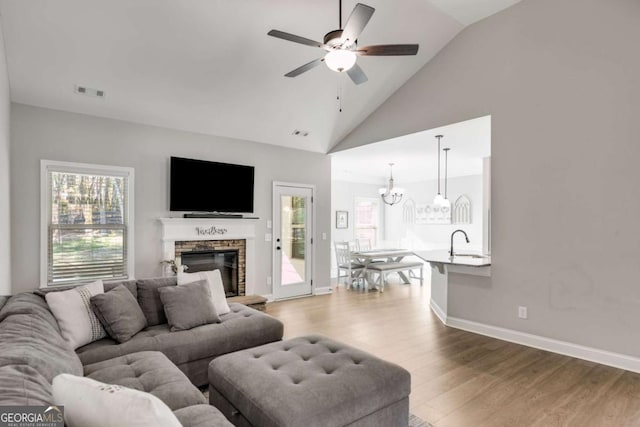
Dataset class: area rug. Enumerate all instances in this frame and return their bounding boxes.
[409,412,434,427]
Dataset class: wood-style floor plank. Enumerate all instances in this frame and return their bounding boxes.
[266,279,639,426]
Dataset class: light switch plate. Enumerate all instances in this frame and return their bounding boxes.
[267,220,272,229]
[265,233,272,242]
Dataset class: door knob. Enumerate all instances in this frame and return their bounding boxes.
[276,246,281,250]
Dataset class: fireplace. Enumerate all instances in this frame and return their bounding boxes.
[181,249,239,297]
[174,239,246,296]
[159,218,257,296]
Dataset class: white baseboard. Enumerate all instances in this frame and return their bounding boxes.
[313,286,333,296]
[262,294,274,302]
[429,299,447,325]
[430,304,640,374]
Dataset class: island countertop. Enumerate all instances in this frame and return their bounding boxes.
[414,250,491,267]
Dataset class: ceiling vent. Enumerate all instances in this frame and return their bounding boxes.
[74,85,105,98]
[292,129,309,137]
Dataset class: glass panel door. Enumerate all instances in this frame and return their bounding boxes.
[273,185,313,299]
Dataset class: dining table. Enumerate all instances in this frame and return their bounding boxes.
[351,249,416,285]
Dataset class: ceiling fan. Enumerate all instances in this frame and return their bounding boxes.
[267,1,419,85]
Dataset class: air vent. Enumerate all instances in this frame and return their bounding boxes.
[292,129,309,137]
[74,85,105,98]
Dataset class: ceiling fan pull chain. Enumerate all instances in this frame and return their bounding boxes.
[337,84,343,112]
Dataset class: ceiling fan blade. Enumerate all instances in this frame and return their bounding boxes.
[347,63,368,85]
[284,57,325,77]
[341,3,375,47]
[356,44,419,56]
[268,30,325,49]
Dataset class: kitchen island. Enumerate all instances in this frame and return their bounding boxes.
[414,250,491,325]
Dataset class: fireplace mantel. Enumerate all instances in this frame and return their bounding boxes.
[159,217,259,295]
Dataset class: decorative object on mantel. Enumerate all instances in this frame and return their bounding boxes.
[161,260,179,275]
[402,198,416,224]
[336,210,348,229]
[379,163,405,206]
[453,194,472,224]
[432,135,451,210]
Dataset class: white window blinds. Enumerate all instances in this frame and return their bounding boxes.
[43,162,134,286]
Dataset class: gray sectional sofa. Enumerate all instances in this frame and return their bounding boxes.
[0,277,284,426]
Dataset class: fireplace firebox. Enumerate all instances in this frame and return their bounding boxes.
[181,249,239,297]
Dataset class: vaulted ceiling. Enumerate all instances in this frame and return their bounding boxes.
[0,0,521,153]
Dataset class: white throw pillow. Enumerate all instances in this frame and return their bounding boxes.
[45,280,108,349]
[52,374,181,427]
[177,269,231,315]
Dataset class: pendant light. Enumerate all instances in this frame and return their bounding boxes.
[433,135,447,206]
[379,163,405,206]
[442,147,451,208]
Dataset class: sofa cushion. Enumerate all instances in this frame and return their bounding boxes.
[174,404,233,427]
[53,373,182,427]
[83,351,206,411]
[0,295,9,312]
[0,293,83,381]
[158,280,220,331]
[34,280,138,299]
[0,365,53,405]
[76,303,284,373]
[91,284,148,343]
[45,280,108,349]
[137,277,177,326]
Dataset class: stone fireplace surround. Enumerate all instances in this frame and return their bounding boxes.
[159,218,258,296]
[176,240,245,296]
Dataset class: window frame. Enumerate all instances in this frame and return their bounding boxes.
[40,160,135,288]
[353,196,381,248]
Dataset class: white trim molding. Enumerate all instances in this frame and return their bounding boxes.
[40,160,135,288]
[313,286,333,296]
[430,304,640,374]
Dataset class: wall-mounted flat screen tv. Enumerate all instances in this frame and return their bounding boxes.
[170,156,255,213]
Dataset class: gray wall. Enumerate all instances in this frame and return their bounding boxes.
[335,0,640,357]
[0,20,10,295]
[10,104,332,295]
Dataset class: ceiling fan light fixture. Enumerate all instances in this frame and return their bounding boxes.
[325,49,357,72]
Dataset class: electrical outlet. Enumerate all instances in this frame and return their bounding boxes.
[267,220,272,229]
[518,306,528,319]
[266,276,272,286]
[265,233,272,242]
[322,232,327,240]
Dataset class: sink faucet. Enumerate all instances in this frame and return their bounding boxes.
[450,229,470,257]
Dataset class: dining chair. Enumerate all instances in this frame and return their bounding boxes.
[334,241,365,289]
[356,239,372,251]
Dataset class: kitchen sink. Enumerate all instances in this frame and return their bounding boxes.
[452,253,486,259]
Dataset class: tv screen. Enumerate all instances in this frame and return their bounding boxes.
[170,157,255,213]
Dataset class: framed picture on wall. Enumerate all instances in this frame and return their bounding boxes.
[336,211,348,229]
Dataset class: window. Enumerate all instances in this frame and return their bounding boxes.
[354,197,379,247]
[41,160,134,287]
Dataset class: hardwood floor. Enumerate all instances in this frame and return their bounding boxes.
[267,279,640,426]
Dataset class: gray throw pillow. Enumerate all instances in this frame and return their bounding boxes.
[157,280,220,332]
[136,277,177,326]
[90,284,148,343]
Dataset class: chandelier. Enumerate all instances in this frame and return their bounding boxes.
[379,163,405,206]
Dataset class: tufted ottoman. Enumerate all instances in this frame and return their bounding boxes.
[208,335,411,427]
